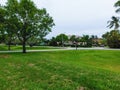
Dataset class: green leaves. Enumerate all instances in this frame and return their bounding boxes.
[107,1,120,30]
[1,0,55,53]
[105,0,120,48]
[114,0,120,13]
[107,16,119,30]
[56,34,68,42]
[103,30,120,48]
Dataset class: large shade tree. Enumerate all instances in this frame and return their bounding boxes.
[2,0,54,53]
[0,4,17,50]
[0,5,6,44]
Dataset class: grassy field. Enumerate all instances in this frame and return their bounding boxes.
[0,50,120,90]
[0,44,61,51]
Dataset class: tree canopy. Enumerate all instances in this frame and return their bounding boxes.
[0,0,54,53]
[107,16,119,30]
[104,0,120,48]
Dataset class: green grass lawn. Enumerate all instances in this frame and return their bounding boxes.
[0,50,120,90]
[0,44,61,51]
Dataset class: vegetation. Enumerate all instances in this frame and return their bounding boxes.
[56,34,68,46]
[80,35,92,47]
[49,34,96,47]
[103,0,120,48]
[107,16,119,30]
[0,45,60,51]
[0,0,54,53]
[0,50,119,90]
[102,30,120,48]
[69,35,79,43]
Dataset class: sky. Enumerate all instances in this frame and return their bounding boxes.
[0,0,118,38]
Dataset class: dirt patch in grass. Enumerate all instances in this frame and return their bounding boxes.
[77,86,86,90]
[0,54,10,59]
[28,63,35,67]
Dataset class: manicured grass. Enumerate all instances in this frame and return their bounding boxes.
[0,44,61,51]
[0,50,120,90]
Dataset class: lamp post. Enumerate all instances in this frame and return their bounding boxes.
[74,41,77,50]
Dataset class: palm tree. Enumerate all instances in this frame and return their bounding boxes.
[114,0,120,13]
[107,16,119,30]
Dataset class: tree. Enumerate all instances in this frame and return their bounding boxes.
[0,5,6,44]
[91,35,99,46]
[49,37,57,46]
[0,5,15,50]
[70,35,76,42]
[102,32,110,46]
[107,1,120,30]
[69,35,80,43]
[80,35,92,47]
[4,17,17,50]
[107,16,119,30]
[56,34,68,46]
[105,0,120,48]
[103,30,120,48]
[114,0,120,13]
[0,5,5,23]
[27,36,39,47]
[69,35,80,49]
[102,32,110,39]
[4,0,54,53]
[0,31,6,44]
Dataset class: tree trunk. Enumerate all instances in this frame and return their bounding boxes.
[8,44,11,51]
[22,25,27,53]
[75,43,77,50]
[22,39,26,53]
[8,43,11,51]
[8,40,11,51]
